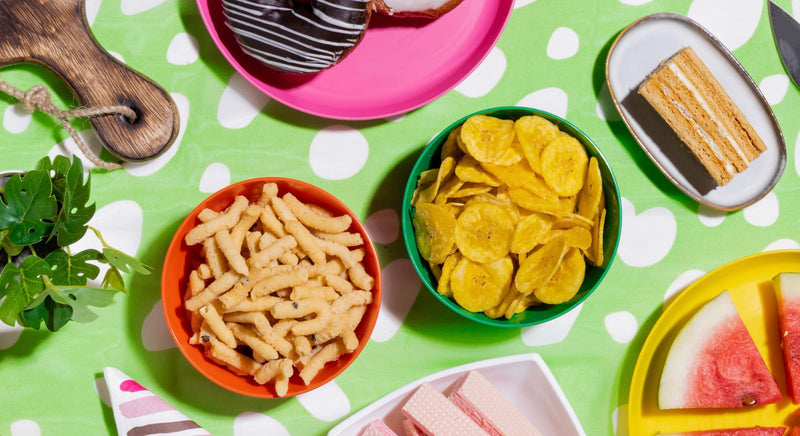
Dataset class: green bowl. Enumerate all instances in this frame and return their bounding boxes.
[401,107,621,327]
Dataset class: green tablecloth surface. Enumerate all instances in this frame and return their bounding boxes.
[2,0,800,435]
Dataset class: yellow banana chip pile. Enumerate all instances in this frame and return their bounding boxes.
[411,114,606,319]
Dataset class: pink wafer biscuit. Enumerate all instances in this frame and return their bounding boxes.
[401,382,488,436]
[449,371,542,436]
[402,418,423,436]
[360,419,399,436]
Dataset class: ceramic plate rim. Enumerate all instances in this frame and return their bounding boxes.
[327,353,585,435]
[195,0,513,120]
[605,12,787,211]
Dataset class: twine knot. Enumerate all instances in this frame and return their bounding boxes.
[21,85,54,113]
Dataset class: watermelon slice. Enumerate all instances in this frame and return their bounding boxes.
[659,290,782,409]
[660,428,785,436]
[774,272,800,404]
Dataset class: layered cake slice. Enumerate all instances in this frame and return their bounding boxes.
[638,46,767,186]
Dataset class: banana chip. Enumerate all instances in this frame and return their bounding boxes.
[455,203,515,263]
[510,213,552,255]
[412,202,456,264]
[577,157,602,220]
[534,248,585,304]
[515,115,560,174]
[455,155,502,186]
[451,256,513,312]
[540,135,589,197]
[460,115,515,164]
[437,252,461,298]
[515,235,568,295]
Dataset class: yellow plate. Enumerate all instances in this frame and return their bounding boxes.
[628,249,800,435]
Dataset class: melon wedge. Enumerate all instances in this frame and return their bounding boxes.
[660,428,785,436]
[659,290,782,409]
[774,272,800,404]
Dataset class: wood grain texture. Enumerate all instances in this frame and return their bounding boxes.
[0,0,179,162]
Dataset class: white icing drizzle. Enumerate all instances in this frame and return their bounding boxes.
[382,0,451,12]
[665,63,750,169]
[224,0,370,73]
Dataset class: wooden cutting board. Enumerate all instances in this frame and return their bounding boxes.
[0,0,179,162]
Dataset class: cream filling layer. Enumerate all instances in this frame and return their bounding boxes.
[382,0,451,11]
[665,63,750,172]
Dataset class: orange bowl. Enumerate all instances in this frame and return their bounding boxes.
[161,177,382,398]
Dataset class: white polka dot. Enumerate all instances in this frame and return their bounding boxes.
[125,92,188,177]
[199,163,231,193]
[520,304,582,346]
[108,51,125,63]
[688,0,761,51]
[85,0,101,26]
[10,420,40,436]
[3,104,32,134]
[0,321,23,350]
[142,301,175,351]
[604,311,638,343]
[166,32,199,65]
[612,404,628,436]
[94,375,111,407]
[618,197,676,267]
[70,200,144,288]
[234,412,290,436]
[309,126,368,180]
[743,191,779,227]
[665,269,705,307]
[759,74,790,105]
[595,83,621,122]
[764,238,800,251]
[516,87,568,119]
[513,0,536,8]
[385,113,406,123]
[372,259,420,342]
[796,128,800,178]
[121,0,168,15]
[697,204,726,227]
[618,0,653,5]
[364,209,399,245]
[454,47,507,98]
[546,27,579,60]
[296,381,350,421]
[217,73,269,129]
[48,129,105,175]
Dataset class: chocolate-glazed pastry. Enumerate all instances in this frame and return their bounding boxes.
[223,0,371,74]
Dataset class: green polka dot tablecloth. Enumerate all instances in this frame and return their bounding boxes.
[2,0,800,435]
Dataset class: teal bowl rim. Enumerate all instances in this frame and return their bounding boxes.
[401,106,622,328]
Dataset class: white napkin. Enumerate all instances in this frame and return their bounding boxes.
[103,367,211,436]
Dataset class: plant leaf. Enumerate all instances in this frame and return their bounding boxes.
[102,247,151,275]
[0,256,49,326]
[21,295,73,331]
[27,284,117,326]
[0,172,57,246]
[1,229,24,257]
[37,156,94,247]
[44,249,102,286]
[102,266,126,293]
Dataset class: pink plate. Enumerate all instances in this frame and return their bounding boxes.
[196,0,513,120]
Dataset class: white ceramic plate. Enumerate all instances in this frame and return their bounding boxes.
[327,353,585,436]
[606,13,786,211]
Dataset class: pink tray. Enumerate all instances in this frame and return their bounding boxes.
[196,0,514,120]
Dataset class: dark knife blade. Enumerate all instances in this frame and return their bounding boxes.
[770,1,800,88]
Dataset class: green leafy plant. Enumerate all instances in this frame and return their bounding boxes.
[0,155,150,331]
